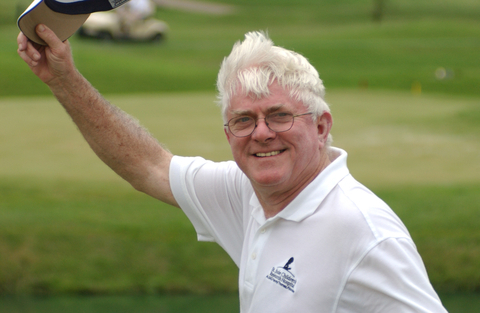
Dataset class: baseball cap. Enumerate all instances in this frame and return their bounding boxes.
[18,0,130,45]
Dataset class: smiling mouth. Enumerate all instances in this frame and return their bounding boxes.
[255,150,285,157]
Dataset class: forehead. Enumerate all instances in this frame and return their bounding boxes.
[228,83,304,115]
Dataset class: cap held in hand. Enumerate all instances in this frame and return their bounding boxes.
[18,0,130,45]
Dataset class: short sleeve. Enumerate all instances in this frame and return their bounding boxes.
[337,237,448,313]
[169,155,250,266]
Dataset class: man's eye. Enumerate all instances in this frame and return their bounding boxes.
[234,117,252,124]
[268,112,292,122]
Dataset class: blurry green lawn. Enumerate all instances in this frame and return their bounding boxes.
[0,293,479,313]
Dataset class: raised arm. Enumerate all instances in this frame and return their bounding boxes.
[17,25,178,207]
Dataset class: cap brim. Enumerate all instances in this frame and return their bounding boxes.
[18,0,89,45]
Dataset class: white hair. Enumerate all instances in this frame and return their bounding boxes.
[216,31,332,145]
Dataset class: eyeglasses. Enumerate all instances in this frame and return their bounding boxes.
[224,112,313,138]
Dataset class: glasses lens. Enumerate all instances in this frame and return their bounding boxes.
[265,113,294,132]
[229,116,255,137]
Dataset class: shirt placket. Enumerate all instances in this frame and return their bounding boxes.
[240,209,275,311]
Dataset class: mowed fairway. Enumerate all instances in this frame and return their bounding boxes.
[2,90,479,186]
[0,92,232,182]
[1,90,479,294]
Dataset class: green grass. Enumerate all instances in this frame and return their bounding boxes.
[1,90,479,295]
[1,0,480,97]
[440,292,480,313]
[0,295,241,313]
[1,293,479,313]
[3,293,480,313]
[0,179,238,295]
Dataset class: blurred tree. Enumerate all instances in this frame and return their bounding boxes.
[372,0,385,22]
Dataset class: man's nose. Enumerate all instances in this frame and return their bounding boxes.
[251,118,276,142]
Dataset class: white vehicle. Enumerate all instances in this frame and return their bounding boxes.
[77,11,168,42]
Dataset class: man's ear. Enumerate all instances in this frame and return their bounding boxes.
[317,112,333,146]
[224,127,231,142]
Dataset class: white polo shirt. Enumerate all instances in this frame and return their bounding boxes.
[169,147,447,313]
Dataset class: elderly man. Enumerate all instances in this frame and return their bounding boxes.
[17,27,447,312]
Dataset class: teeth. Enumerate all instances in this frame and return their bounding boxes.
[256,151,281,157]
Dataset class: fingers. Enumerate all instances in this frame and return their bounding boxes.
[35,24,73,67]
[17,24,76,85]
[17,32,41,67]
[35,24,64,49]
[17,31,28,51]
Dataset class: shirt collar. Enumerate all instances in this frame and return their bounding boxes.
[250,147,350,224]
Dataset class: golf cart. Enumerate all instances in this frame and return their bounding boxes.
[77,11,168,42]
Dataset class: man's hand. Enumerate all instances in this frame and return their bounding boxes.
[17,24,75,86]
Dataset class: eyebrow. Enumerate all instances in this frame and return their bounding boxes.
[229,104,286,116]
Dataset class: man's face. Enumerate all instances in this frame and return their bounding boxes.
[225,82,331,194]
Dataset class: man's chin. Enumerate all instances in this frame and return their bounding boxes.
[250,172,286,188]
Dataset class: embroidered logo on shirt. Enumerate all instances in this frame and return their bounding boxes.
[266,257,297,293]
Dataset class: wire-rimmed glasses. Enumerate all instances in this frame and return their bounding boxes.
[224,112,313,138]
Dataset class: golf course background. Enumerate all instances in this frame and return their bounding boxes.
[0,0,479,307]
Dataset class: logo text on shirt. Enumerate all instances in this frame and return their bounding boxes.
[266,257,297,293]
